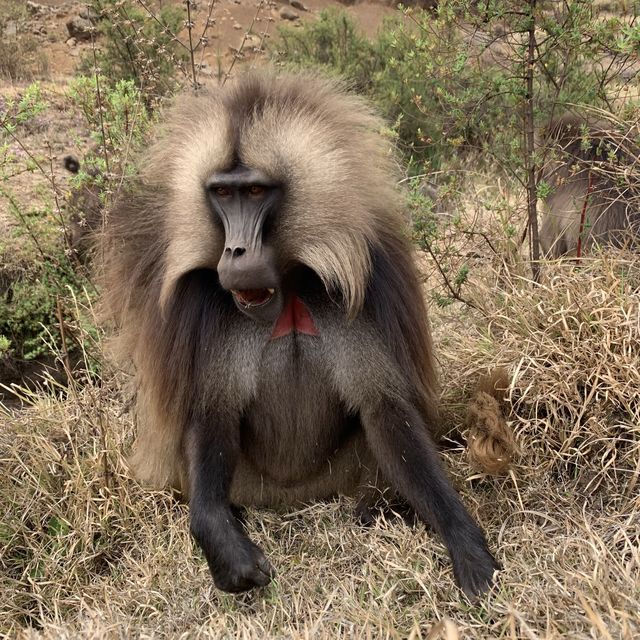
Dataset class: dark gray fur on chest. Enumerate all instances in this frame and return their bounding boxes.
[242,333,355,486]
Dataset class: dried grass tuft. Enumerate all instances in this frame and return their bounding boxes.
[440,251,640,491]
[1,253,639,638]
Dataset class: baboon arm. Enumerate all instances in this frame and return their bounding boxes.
[185,413,274,592]
[360,397,499,598]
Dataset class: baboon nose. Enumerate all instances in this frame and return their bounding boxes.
[217,243,278,295]
[225,246,246,259]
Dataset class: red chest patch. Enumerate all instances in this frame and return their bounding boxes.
[270,295,320,340]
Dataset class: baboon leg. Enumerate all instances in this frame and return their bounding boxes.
[361,398,499,599]
[186,414,275,592]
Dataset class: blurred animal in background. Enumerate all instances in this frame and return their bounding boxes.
[63,154,103,261]
[100,72,499,598]
[538,113,640,258]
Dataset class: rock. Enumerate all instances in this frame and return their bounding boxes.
[66,16,95,42]
[26,1,49,15]
[290,0,307,11]
[66,37,77,47]
[279,8,299,20]
[79,6,100,21]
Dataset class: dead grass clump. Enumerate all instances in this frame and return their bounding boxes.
[439,251,640,490]
[0,385,191,636]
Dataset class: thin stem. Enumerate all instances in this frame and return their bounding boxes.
[523,0,540,281]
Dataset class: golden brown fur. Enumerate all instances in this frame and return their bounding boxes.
[465,368,515,475]
[539,113,640,258]
[101,72,438,494]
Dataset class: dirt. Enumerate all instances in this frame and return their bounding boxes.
[3,0,395,81]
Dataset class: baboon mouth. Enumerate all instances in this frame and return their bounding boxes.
[232,288,275,308]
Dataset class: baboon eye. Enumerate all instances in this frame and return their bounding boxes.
[214,186,232,197]
[248,185,265,196]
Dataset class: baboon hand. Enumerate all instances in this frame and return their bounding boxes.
[451,544,500,600]
[191,514,275,593]
[210,537,274,593]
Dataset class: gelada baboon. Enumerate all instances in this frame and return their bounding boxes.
[101,72,498,597]
[539,113,640,258]
[63,155,103,260]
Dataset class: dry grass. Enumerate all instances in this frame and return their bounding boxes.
[440,252,640,484]
[1,251,639,638]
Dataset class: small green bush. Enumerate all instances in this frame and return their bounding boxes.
[272,8,515,168]
[82,0,187,106]
[68,76,153,180]
[0,79,151,369]
[273,2,627,173]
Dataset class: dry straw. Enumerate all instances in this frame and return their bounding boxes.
[440,251,640,492]
[1,253,639,638]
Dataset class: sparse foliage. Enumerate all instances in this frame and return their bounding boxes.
[84,0,188,105]
[274,1,640,284]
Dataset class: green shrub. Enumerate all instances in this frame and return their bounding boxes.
[273,2,628,173]
[0,86,69,361]
[272,8,516,168]
[82,0,187,106]
[68,76,153,180]
[0,79,152,370]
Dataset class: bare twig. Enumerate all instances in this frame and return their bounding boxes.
[422,240,480,311]
[91,44,111,180]
[55,296,77,400]
[224,0,265,83]
[185,0,200,90]
[523,0,540,281]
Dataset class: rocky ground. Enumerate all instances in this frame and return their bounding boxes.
[2,0,395,80]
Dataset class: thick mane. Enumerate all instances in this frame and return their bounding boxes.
[366,231,439,430]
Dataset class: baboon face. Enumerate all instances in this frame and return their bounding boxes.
[207,165,284,323]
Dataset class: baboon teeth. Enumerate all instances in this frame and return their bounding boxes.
[231,288,275,308]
